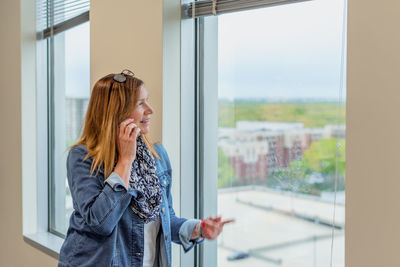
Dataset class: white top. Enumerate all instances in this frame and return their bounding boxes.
[143,217,161,267]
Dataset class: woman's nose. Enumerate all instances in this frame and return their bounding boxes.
[146,104,153,114]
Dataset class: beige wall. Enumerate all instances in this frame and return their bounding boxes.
[90,0,164,144]
[0,0,58,266]
[1,0,400,266]
[0,0,166,266]
[346,1,400,266]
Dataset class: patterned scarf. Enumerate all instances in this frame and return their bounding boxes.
[129,136,162,223]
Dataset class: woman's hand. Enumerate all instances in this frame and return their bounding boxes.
[113,118,141,188]
[191,216,235,240]
[117,118,141,163]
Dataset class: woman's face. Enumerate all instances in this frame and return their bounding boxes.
[130,85,153,134]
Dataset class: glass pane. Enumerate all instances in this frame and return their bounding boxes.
[50,22,90,235]
[209,1,346,266]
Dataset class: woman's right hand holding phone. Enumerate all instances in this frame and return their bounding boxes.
[114,118,141,188]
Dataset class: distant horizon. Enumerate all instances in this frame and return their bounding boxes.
[218,97,347,103]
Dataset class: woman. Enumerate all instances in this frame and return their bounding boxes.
[58,70,233,267]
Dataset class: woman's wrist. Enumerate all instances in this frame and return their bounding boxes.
[191,221,202,240]
[113,159,132,188]
[118,156,134,166]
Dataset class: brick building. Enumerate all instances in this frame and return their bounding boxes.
[218,121,345,183]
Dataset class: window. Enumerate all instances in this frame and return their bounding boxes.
[36,0,90,238]
[48,22,90,236]
[188,0,347,266]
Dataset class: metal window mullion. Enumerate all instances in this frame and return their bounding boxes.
[47,33,67,239]
[194,16,203,267]
[196,15,219,267]
[180,8,198,266]
[198,17,207,267]
[47,35,56,235]
[46,0,54,234]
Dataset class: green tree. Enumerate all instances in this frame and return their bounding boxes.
[302,138,346,175]
[218,148,237,188]
[268,138,346,194]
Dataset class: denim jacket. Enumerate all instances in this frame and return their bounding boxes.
[58,143,202,267]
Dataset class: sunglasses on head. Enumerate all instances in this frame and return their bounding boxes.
[113,69,135,83]
[108,69,135,101]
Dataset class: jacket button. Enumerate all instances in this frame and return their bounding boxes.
[136,252,141,256]
[165,234,168,240]
[161,207,165,213]
[163,180,167,185]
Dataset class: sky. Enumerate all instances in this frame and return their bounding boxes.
[64,21,90,99]
[218,0,347,101]
[62,0,347,101]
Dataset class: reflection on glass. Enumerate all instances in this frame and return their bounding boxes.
[216,1,346,266]
[52,22,90,235]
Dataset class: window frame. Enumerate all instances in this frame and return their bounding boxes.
[22,0,90,258]
[23,33,64,262]
[190,0,347,266]
[180,6,220,266]
[196,16,219,267]
[179,2,198,265]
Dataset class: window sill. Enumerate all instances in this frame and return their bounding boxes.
[23,232,64,260]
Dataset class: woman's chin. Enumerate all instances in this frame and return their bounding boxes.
[140,127,150,135]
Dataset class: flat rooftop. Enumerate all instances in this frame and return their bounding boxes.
[217,187,344,267]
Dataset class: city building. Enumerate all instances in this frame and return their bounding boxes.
[219,121,346,182]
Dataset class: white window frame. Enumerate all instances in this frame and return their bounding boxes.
[179,2,219,265]
[197,16,219,267]
[22,0,65,258]
[177,1,198,266]
[22,0,90,258]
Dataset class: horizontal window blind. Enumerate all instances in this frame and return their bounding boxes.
[182,0,312,19]
[36,0,89,39]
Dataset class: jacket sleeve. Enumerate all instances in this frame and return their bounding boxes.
[169,189,204,252]
[156,144,204,252]
[67,146,145,236]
